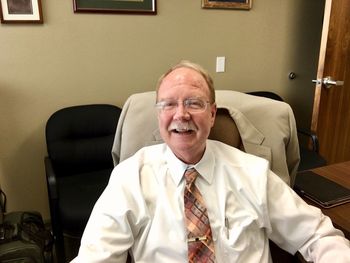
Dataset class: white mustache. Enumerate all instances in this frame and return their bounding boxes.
[168,122,197,132]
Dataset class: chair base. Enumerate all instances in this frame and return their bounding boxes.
[52,234,80,263]
[63,235,80,262]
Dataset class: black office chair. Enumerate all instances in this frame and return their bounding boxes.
[44,104,121,262]
[246,91,327,172]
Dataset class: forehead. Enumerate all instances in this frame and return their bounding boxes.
[159,67,209,96]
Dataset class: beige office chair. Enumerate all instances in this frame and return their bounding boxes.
[112,90,301,262]
[112,90,300,186]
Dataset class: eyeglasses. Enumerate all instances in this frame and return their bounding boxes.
[155,98,211,114]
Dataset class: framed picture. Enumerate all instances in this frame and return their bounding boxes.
[202,0,252,10]
[0,0,43,23]
[73,0,156,15]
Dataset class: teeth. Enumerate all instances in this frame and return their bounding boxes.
[177,128,189,132]
[169,122,197,132]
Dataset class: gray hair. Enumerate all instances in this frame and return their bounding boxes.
[156,60,215,103]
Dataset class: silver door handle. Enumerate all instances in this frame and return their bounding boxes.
[312,76,344,88]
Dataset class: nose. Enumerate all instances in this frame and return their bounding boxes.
[173,103,190,120]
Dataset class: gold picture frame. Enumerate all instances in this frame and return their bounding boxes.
[0,0,43,23]
[202,0,252,10]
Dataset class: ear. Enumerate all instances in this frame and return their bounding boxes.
[210,103,217,127]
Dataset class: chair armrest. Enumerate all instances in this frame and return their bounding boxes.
[297,129,320,153]
[44,157,64,242]
[44,156,58,200]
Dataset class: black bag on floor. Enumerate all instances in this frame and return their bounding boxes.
[0,189,54,263]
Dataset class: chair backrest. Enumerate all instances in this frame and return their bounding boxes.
[46,104,121,176]
[112,90,300,185]
[246,91,284,102]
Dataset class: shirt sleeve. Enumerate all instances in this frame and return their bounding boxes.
[266,171,350,262]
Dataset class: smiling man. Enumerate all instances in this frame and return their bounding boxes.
[72,61,350,263]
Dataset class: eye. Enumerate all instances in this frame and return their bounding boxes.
[159,100,178,110]
[163,101,177,109]
[186,99,205,109]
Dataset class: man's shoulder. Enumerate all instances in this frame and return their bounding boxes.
[116,143,166,168]
[111,143,166,180]
[207,139,246,156]
[207,139,269,168]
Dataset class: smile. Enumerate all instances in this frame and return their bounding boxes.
[171,128,195,134]
[168,122,197,134]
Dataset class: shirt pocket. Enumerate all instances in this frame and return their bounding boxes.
[216,217,265,262]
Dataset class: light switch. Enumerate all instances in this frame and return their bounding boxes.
[216,56,225,73]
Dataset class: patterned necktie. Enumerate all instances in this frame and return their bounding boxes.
[184,168,216,263]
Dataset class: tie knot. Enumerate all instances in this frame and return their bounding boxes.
[184,168,199,185]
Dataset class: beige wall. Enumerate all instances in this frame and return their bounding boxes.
[0,1,324,220]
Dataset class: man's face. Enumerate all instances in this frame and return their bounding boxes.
[157,67,216,164]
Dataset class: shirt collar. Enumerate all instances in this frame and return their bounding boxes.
[165,142,215,186]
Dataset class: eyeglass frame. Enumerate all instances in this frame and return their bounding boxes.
[155,97,212,114]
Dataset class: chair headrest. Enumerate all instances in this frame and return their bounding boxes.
[46,104,121,141]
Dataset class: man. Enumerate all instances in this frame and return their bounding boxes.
[72,61,350,262]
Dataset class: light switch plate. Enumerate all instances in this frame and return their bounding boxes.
[216,56,225,73]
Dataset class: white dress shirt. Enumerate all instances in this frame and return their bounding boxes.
[72,140,350,263]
